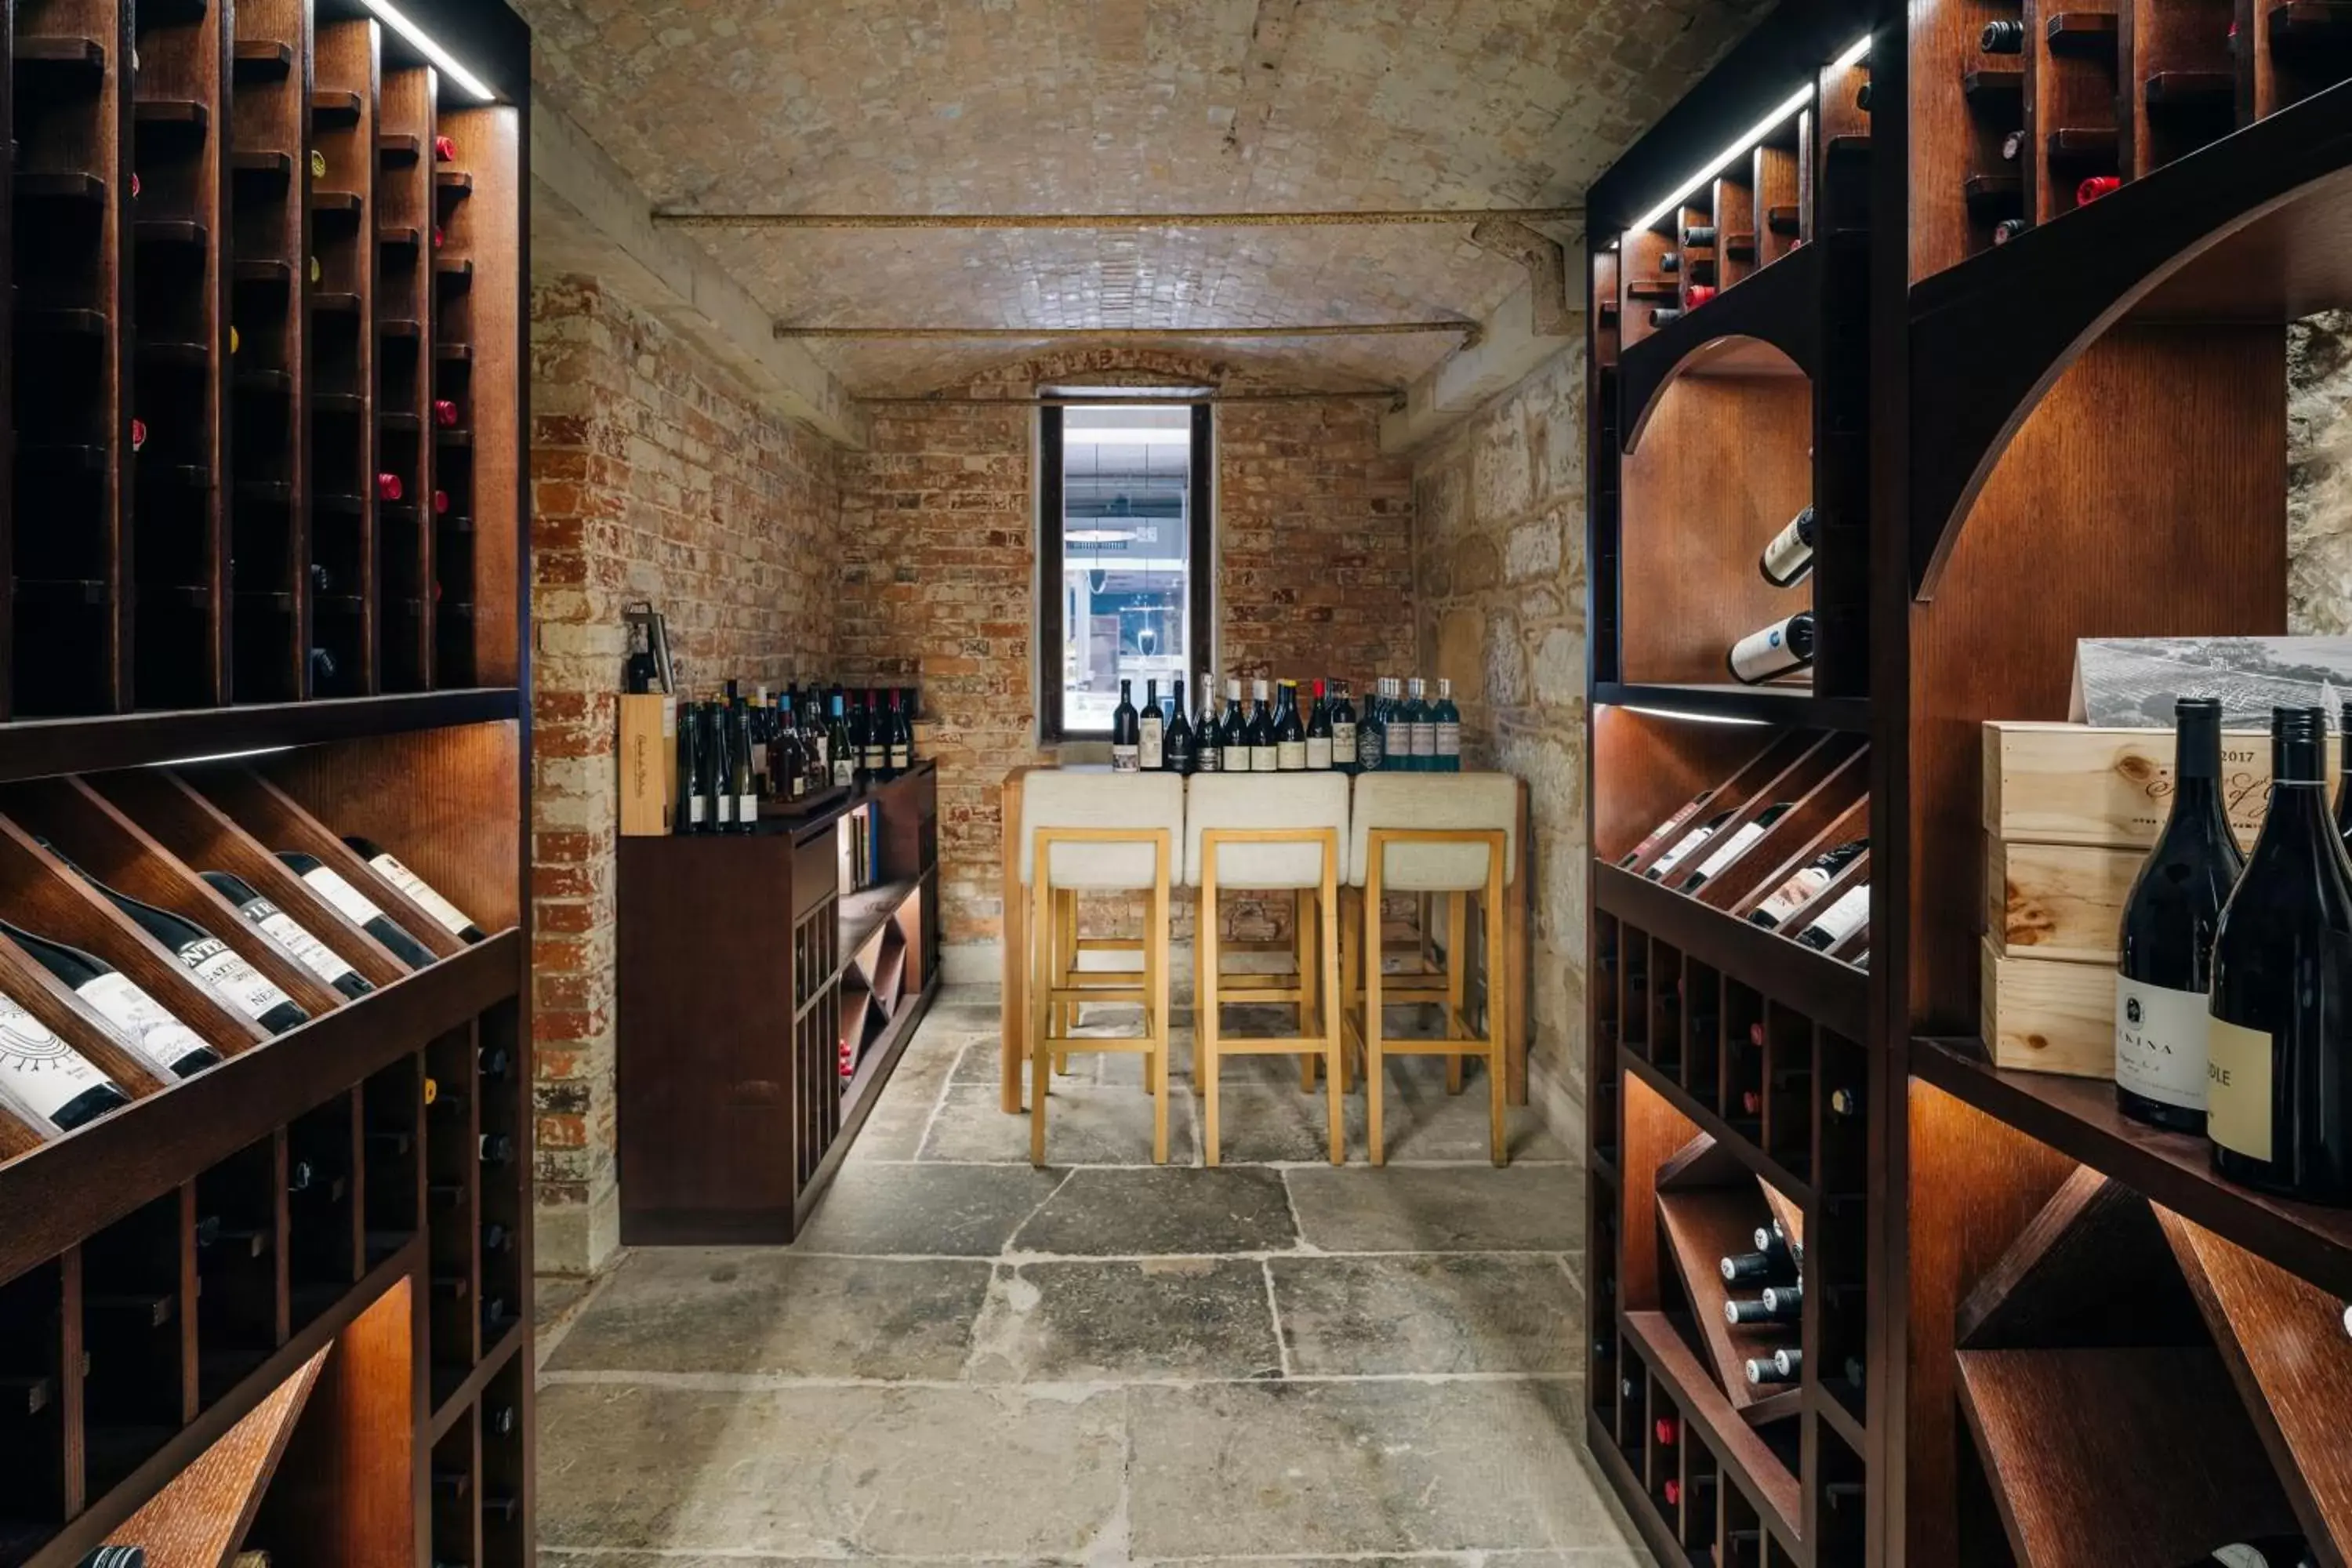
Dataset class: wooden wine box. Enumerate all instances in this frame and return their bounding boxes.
[619,694,679,837]
[1979,721,2339,1076]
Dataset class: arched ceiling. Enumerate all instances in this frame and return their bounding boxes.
[514,0,1768,395]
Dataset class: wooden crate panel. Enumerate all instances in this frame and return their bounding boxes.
[1986,837,2142,964]
[1981,938,2112,1079]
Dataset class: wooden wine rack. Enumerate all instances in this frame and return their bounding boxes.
[1588,1,2352,1565]
[0,2,532,1565]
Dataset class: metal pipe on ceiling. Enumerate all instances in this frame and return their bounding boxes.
[772,321,1477,342]
[656,206,1581,230]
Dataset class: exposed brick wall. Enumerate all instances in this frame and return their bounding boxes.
[529,274,841,1276]
[1409,347,1588,1135]
[834,350,1417,949]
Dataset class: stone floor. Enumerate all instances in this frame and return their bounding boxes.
[535,985,1642,1567]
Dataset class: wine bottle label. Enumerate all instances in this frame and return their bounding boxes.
[1753,866,1832,927]
[2114,977,2210,1112]
[1651,826,1716,878]
[1761,514,1814,585]
[1798,886,1869,948]
[688,796,708,825]
[890,745,911,768]
[2207,1016,2274,1160]
[1410,723,1436,759]
[1436,721,1461,759]
[1112,745,1141,773]
[1277,739,1308,770]
[864,746,887,769]
[1139,717,1164,771]
[365,852,475,938]
[814,736,830,768]
[181,938,297,1025]
[1359,727,1385,771]
[76,973,209,1076]
[1691,822,1767,882]
[716,795,735,825]
[247,902,360,987]
[299,866,392,931]
[789,772,808,800]
[1332,722,1357,764]
[738,791,759,823]
[751,742,768,775]
[0,993,114,1127]
[832,759,855,787]
[1251,744,1279,773]
[1306,737,1333,770]
[1730,619,1805,683]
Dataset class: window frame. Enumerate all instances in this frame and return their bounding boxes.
[1036,402,1214,743]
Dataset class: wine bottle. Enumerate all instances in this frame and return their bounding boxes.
[1432,679,1462,771]
[1744,1351,1798,1385]
[1762,1282,1801,1315]
[1249,680,1279,773]
[1857,81,1874,112]
[1403,677,1436,770]
[1138,679,1165,771]
[1796,882,1868,952]
[2001,129,2025,162]
[1165,684,1194,775]
[1648,809,1733,882]
[340,838,485,942]
[1659,251,1682,274]
[1728,612,1817,684]
[735,697,762,826]
[1305,680,1334,771]
[1725,1294,1801,1325]
[79,1550,147,1568]
[1650,307,1683,325]
[1759,505,1817,587]
[1330,680,1359,774]
[1111,680,1142,772]
[1275,680,1308,771]
[2182,1540,2317,1568]
[887,690,913,775]
[1682,803,1792,891]
[1682,225,1718,247]
[703,699,737,829]
[1720,1249,1787,1284]
[1980,17,2025,51]
[676,700,706,833]
[1195,674,1222,773]
[481,1133,514,1166]
[275,853,437,968]
[432,397,461,429]
[434,133,458,162]
[827,693,855,789]
[2209,706,2352,1201]
[0,920,220,1079]
[1663,1474,1715,1510]
[862,688,891,779]
[1219,678,1246,761]
[1993,217,2027,245]
[2115,699,2243,1134]
[1620,789,1719,869]
[1748,839,1866,928]
[1357,679,1388,772]
[0,987,129,1134]
[56,859,309,1035]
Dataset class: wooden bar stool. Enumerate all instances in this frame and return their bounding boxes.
[1019,771,1184,1166]
[1188,773,1349,1166]
[1345,774,1518,1166]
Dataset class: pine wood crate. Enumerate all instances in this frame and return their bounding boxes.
[1979,722,2338,1078]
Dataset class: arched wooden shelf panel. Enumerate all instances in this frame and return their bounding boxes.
[1909,74,2352,598]
[1621,241,1822,452]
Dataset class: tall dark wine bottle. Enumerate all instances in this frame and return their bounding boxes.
[67,871,309,1036]
[0,920,220,1080]
[1275,680,1308,771]
[1110,679,1142,772]
[887,689,914,775]
[1727,612,1816,684]
[861,688,889,779]
[677,699,708,833]
[1305,680,1334,771]
[341,837,485,942]
[1164,684,1194,775]
[276,852,437,969]
[1329,680,1359,774]
[1138,679,1165,771]
[2208,706,2352,1202]
[1248,680,1279,773]
[2115,699,2243,1134]
[1195,674,1222,773]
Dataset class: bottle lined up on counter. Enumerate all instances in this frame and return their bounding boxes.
[1109,673,1465,775]
[673,681,920,834]
[0,834,486,1141]
[2113,699,2352,1205]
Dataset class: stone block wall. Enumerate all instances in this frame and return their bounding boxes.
[530,274,843,1276]
[1408,347,1589,1134]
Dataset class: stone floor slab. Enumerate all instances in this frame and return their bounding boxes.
[1285,1165,1585,1253]
[925,1081,1200,1167]
[1126,1379,1617,1556]
[967,1257,1280,1381]
[544,1250,991,1378]
[844,1030,959,1162]
[791,1163,1065,1257]
[1011,1166,1298,1255]
[1270,1254,1582,1376]
[538,1381,1124,1558]
[1196,1080,1363,1165]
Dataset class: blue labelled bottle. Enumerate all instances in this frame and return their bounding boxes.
[1401,677,1434,771]
[1358,678,1389,772]
[1432,678,1462,772]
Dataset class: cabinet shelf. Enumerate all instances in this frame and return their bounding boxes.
[234,39,295,77]
[1595,865,1868,1040]
[2045,12,2119,49]
[1594,681,1870,732]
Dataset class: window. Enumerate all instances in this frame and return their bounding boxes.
[1038,402,1213,741]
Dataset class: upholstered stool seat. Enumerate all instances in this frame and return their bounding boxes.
[1187,773,1349,1165]
[1346,773,1518,1166]
[1019,771,1185,1165]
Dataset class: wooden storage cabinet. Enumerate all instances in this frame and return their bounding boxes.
[618,763,942,1245]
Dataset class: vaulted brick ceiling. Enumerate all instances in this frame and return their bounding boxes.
[514,0,1763,395]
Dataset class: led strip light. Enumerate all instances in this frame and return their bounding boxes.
[1629,34,1874,234]
[358,0,497,102]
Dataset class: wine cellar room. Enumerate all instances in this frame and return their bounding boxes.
[16,0,2352,1564]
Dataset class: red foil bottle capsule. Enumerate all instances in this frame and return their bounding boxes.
[1686,285,1717,307]
[2077,174,2121,205]
[433,398,461,428]
[431,489,452,516]
[1664,1479,1683,1507]
[433,225,445,249]
[376,472,404,503]
[434,134,458,162]
[130,418,147,452]
[1655,1417,1679,1445]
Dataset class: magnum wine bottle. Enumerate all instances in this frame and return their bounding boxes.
[276,852,437,968]
[1138,679,1165,771]
[342,838,485,942]
[1759,506,1817,587]
[0,920,218,1079]
[2115,699,2243,1134]
[50,854,310,1035]
[1682,803,1791,891]
[1749,839,1866,928]
[1728,612,1816,684]
[2208,706,2352,1202]
[1111,680,1142,772]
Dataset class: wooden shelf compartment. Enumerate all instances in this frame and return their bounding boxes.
[1616,238,1823,450]
[2123,0,2241,176]
[1621,1311,1804,1561]
[1653,1138,1806,1421]
[2260,4,2352,117]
